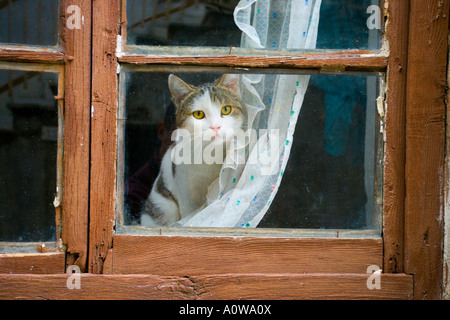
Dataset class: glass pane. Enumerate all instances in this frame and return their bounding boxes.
[0,0,59,46]
[126,0,382,50]
[260,75,382,229]
[117,68,383,233]
[0,69,59,242]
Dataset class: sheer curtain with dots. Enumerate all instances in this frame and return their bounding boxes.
[174,0,322,228]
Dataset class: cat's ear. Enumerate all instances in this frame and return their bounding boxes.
[168,74,195,106]
[216,74,240,96]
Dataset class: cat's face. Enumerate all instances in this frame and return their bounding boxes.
[168,74,246,146]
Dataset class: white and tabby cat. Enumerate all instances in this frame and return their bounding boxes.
[141,74,247,226]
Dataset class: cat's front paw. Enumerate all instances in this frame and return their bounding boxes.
[141,213,161,227]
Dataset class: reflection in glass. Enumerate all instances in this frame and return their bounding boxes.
[0,69,59,241]
[118,70,382,231]
[126,0,381,50]
[126,0,241,47]
[0,0,59,46]
[260,75,381,229]
[317,0,382,50]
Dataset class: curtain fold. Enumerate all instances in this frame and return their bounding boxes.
[175,0,322,227]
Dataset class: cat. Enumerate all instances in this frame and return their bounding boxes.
[141,73,247,226]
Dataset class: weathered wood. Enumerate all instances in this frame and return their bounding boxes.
[190,273,414,300]
[119,0,127,45]
[105,235,383,276]
[0,47,64,64]
[119,51,387,72]
[0,273,413,300]
[382,0,410,274]
[89,0,120,273]
[61,0,92,272]
[404,0,449,299]
[444,27,450,301]
[0,253,65,274]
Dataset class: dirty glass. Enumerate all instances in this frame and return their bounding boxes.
[126,0,382,51]
[0,0,59,46]
[0,69,59,242]
[117,68,383,233]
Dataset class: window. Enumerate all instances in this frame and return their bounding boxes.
[118,69,383,233]
[0,0,448,300]
[0,0,63,253]
[117,0,384,234]
[0,0,88,272]
[0,0,59,46]
[0,67,60,243]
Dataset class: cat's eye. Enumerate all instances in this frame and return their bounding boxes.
[193,110,205,119]
[221,105,232,116]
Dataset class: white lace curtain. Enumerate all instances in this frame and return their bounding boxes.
[175,0,322,227]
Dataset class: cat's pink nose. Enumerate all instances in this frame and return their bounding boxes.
[210,125,221,132]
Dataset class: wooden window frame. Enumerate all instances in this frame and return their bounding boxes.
[0,0,90,273]
[0,0,448,300]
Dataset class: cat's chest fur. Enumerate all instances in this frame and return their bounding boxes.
[163,147,222,218]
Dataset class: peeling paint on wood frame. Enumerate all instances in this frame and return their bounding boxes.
[443,32,450,300]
